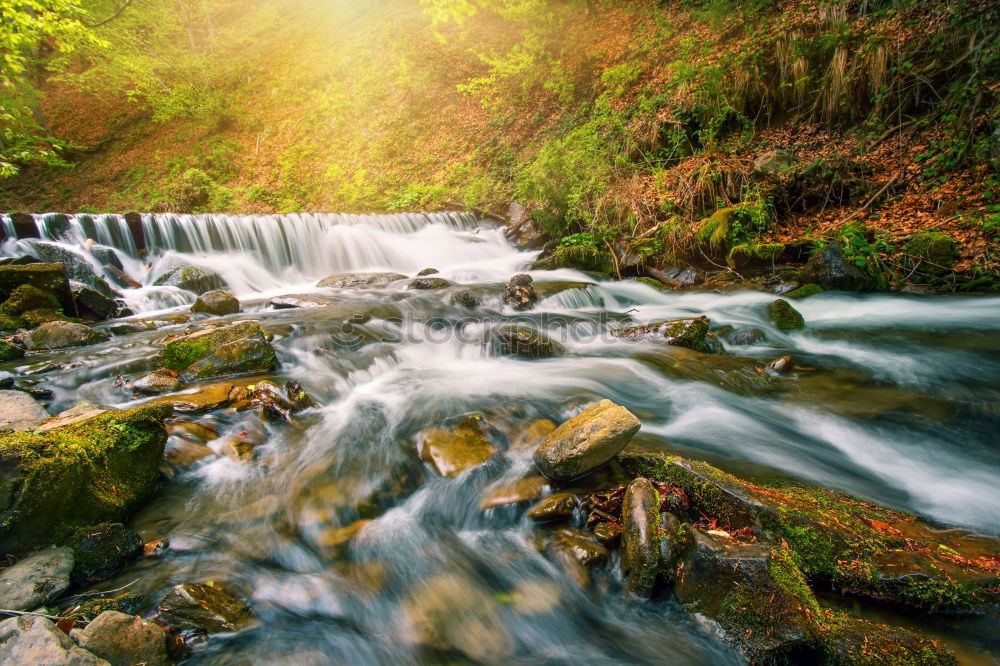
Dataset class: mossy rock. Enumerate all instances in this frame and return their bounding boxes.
[490,324,564,359]
[633,346,776,396]
[0,263,73,311]
[64,592,144,622]
[0,339,23,362]
[903,232,959,274]
[785,283,823,299]
[159,320,278,380]
[818,612,957,666]
[631,277,665,290]
[612,316,714,352]
[1,284,60,315]
[153,265,227,295]
[727,243,785,268]
[768,299,805,331]
[21,308,71,329]
[62,523,143,587]
[616,446,1000,614]
[531,245,615,274]
[0,404,172,554]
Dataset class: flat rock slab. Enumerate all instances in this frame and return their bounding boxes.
[0,547,74,611]
[36,403,114,432]
[0,615,108,665]
[0,390,49,431]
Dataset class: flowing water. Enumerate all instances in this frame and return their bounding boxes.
[2,213,1000,664]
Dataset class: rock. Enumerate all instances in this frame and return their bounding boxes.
[24,241,114,296]
[659,511,684,582]
[612,316,716,353]
[479,475,547,510]
[0,338,24,361]
[503,273,538,311]
[903,231,959,274]
[416,268,439,276]
[753,149,797,174]
[451,289,480,308]
[646,266,701,288]
[150,380,241,414]
[621,478,661,597]
[504,201,547,250]
[191,290,240,316]
[531,245,614,274]
[159,320,278,380]
[0,390,48,431]
[800,243,869,291]
[512,419,557,449]
[109,320,154,335]
[316,272,407,289]
[132,370,181,395]
[402,574,511,662]
[0,547,73,611]
[1,283,69,331]
[726,327,765,345]
[768,355,794,373]
[0,404,170,554]
[0,263,73,311]
[631,276,665,290]
[152,265,227,295]
[527,492,577,522]
[222,437,257,462]
[36,403,114,432]
[674,529,820,662]
[784,283,823,299]
[407,277,452,290]
[490,324,564,358]
[75,611,171,666]
[767,299,805,331]
[635,346,776,396]
[63,523,142,586]
[417,414,498,477]
[0,615,108,665]
[157,583,254,634]
[616,446,1000,614]
[70,281,119,320]
[544,527,609,587]
[25,321,109,350]
[268,294,332,309]
[819,615,957,666]
[103,265,141,290]
[0,256,39,266]
[285,381,316,411]
[533,400,641,482]
[592,521,622,546]
[72,593,144,623]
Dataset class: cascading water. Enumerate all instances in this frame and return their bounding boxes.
[1,212,999,663]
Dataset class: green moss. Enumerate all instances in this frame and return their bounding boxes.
[532,245,615,273]
[0,338,23,361]
[768,298,805,330]
[785,283,823,299]
[903,232,958,273]
[0,404,172,553]
[63,592,144,622]
[21,308,70,327]
[818,612,957,665]
[727,242,785,267]
[161,337,213,371]
[632,276,665,290]
[1,284,60,315]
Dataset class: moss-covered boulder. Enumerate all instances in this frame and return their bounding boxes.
[800,243,870,291]
[768,299,805,331]
[621,477,661,597]
[24,321,109,350]
[159,320,278,380]
[785,283,823,299]
[62,523,143,586]
[0,263,73,311]
[534,400,640,482]
[0,404,171,554]
[490,324,564,359]
[416,414,499,477]
[616,446,1000,614]
[635,346,776,395]
[0,284,71,332]
[153,265,227,295]
[903,231,959,275]
[612,315,718,353]
[532,245,614,274]
[0,339,24,362]
[407,277,453,290]
[818,613,957,665]
[191,289,240,316]
[157,583,254,634]
[70,281,118,320]
[503,273,538,311]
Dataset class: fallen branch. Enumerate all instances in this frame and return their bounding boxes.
[0,609,62,620]
[603,239,624,280]
[63,579,139,602]
[839,174,901,225]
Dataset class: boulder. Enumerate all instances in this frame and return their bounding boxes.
[479,475,548,510]
[903,231,959,274]
[503,273,538,311]
[767,299,805,331]
[191,290,240,316]
[621,478,661,597]
[159,320,278,380]
[819,615,957,666]
[36,403,114,432]
[150,380,242,414]
[25,321,109,350]
[612,316,716,353]
[416,268,439,276]
[0,338,23,361]
[726,328,765,345]
[109,320,154,336]
[634,346,776,396]
[533,400,640,482]
[0,404,171,554]
[0,615,108,665]
[451,289,480,308]
[152,265,226,295]
[800,243,869,291]
[75,611,171,666]
[407,277,452,290]
[0,547,73,611]
[0,390,48,431]
[753,149,797,174]
[103,265,141,290]
[71,280,119,320]
[316,272,406,289]
[63,523,142,586]
[132,370,181,395]
[268,294,332,309]
[24,242,116,298]
[416,414,498,477]
[646,266,701,289]
[531,245,614,274]
[542,527,609,587]
[0,263,73,311]
[490,324,564,359]
[768,355,794,373]
[674,529,820,662]
[784,283,823,299]
[527,492,577,522]
[157,583,254,634]
[1,282,69,331]
[504,201,547,250]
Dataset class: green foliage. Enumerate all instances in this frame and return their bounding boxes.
[697,200,770,253]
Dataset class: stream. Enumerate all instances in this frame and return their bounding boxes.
[2,212,999,664]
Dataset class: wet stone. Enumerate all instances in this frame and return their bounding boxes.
[417,414,498,477]
[132,370,181,395]
[479,475,548,510]
[527,492,578,522]
[0,547,74,612]
[592,521,622,546]
[316,271,407,289]
[157,583,254,634]
[75,611,171,666]
[534,399,641,482]
[768,355,794,373]
[491,324,564,359]
[0,615,107,665]
[191,289,240,316]
[25,320,109,350]
[407,276,452,290]
[767,299,805,331]
[621,478,661,597]
[503,273,538,311]
[0,389,48,431]
[63,523,142,587]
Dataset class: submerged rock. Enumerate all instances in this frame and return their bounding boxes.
[612,316,717,353]
[621,478,661,597]
[157,583,254,634]
[25,320,109,350]
[268,294,332,309]
[768,355,794,373]
[75,611,171,666]
[634,346,776,396]
[479,475,548,510]
[191,289,240,316]
[63,523,142,586]
[133,370,182,395]
[503,273,538,311]
[407,276,452,290]
[527,492,578,522]
[417,414,498,477]
[800,243,869,291]
[0,404,171,554]
[490,324,564,359]
[543,527,609,587]
[0,615,107,665]
[451,289,480,308]
[533,400,640,482]
[109,320,155,336]
[159,320,277,380]
[316,272,406,289]
[153,265,227,295]
[726,327,766,345]
[0,547,73,611]
[767,299,805,331]
[0,390,49,431]
[150,380,243,414]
